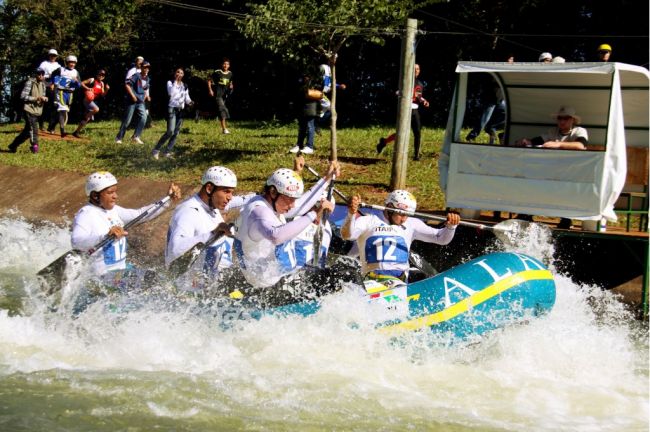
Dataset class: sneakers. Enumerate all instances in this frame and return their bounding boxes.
[72,132,81,138]
[164,152,175,159]
[115,139,123,144]
[7,143,17,153]
[376,137,386,154]
[288,145,301,153]
[301,147,314,155]
[152,150,160,160]
[30,144,39,154]
[61,132,68,139]
[132,137,144,144]
[223,129,230,135]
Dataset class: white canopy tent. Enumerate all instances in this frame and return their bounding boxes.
[439,62,649,221]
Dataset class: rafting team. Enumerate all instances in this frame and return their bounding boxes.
[69,155,460,300]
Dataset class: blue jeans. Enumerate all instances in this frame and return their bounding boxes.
[116,102,146,140]
[154,107,184,153]
[467,103,495,140]
[297,116,316,149]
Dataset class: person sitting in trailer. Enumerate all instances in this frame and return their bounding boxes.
[233,161,338,301]
[72,171,181,278]
[165,166,255,284]
[513,106,588,150]
[341,190,460,287]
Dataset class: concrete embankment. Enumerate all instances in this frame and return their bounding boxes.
[0,165,196,267]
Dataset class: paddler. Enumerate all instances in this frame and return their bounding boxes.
[341,191,460,285]
[233,160,339,293]
[165,166,254,276]
[71,171,182,277]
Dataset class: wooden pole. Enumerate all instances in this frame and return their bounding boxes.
[390,18,417,190]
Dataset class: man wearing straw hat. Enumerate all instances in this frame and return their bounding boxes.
[514,106,589,150]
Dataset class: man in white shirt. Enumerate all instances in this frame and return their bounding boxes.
[38,48,61,131]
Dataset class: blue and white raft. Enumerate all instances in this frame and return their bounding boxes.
[270,251,556,339]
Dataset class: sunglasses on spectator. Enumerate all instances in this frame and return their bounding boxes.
[557,116,573,121]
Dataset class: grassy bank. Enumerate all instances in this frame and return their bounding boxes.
[0,119,448,209]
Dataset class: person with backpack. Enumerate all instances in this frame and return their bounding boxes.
[8,68,48,153]
[152,67,193,159]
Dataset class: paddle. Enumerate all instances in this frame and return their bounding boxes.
[168,229,228,277]
[359,203,542,247]
[312,174,336,267]
[304,165,437,277]
[38,195,172,293]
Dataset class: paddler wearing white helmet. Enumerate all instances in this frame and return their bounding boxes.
[165,165,254,269]
[341,190,460,282]
[233,158,339,288]
[71,171,181,276]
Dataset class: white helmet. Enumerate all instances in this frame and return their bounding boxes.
[266,168,304,198]
[385,190,417,213]
[66,55,77,63]
[201,166,237,188]
[85,171,117,196]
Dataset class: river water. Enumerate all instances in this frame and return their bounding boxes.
[0,215,648,431]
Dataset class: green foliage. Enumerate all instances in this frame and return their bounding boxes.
[236,0,416,67]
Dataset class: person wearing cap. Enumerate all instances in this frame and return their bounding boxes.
[115,61,151,144]
[342,191,459,285]
[597,44,612,62]
[126,56,144,80]
[47,54,81,137]
[233,160,338,290]
[73,69,110,137]
[8,68,48,154]
[514,106,588,150]
[539,52,553,63]
[37,48,61,131]
[165,166,255,276]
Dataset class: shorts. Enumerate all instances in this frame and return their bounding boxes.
[83,99,99,112]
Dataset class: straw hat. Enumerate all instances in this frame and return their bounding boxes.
[552,106,581,124]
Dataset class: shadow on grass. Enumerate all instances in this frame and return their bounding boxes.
[338,155,382,166]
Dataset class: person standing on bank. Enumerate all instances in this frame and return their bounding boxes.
[289,74,319,154]
[38,48,61,131]
[48,54,81,137]
[8,68,48,154]
[597,44,612,62]
[152,67,193,160]
[73,69,110,137]
[376,63,429,161]
[208,58,233,135]
[115,61,151,144]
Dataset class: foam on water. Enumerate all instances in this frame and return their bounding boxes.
[0,216,648,431]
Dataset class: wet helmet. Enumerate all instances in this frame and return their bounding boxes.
[201,166,237,188]
[85,171,117,196]
[266,169,304,198]
[66,55,77,63]
[385,190,417,213]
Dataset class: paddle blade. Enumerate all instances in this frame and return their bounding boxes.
[37,250,82,294]
[168,242,205,277]
[493,219,553,247]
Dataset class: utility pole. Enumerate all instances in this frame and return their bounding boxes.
[390,18,417,190]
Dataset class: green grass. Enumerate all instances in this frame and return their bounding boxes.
[0,119,449,210]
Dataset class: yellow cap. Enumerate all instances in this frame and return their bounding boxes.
[598,44,612,52]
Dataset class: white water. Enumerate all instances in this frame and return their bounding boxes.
[0,216,648,431]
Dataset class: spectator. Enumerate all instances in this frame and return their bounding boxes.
[376,63,429,161]
[7,68,48,154]
[539,52,553,63]
[37,48,61,131]
[208,58,234,135]
[126,56,144,80]
[152,67,193,159]
[289,74,320,154]
[597,44,612,62]
[315,60,346,135]
[115,61,151,144]
[514,106,588,150]
[73,69,110,137]
[47,54,81,137]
